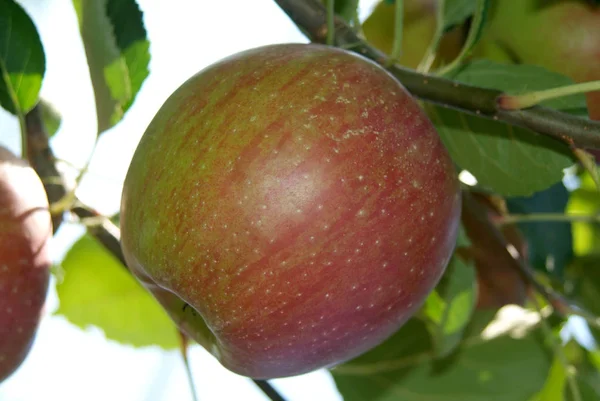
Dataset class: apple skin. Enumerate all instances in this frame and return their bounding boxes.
[477,0,600,120]
[0,146,52,383]
[362,0,465,69]
[120,43,461,379]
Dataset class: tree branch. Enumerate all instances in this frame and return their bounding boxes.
[274,0,600,149]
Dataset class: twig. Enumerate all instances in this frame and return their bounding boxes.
[25,104,68,233]
[496,212,600,226]
[273,0,600,149]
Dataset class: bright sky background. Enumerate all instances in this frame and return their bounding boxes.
[0,0,379,400]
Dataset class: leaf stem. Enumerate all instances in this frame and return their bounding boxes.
[435,0,488,77]
[326,0,334,45]
[529,293,582,401]
[272,0,600,149]
[386,0,403,67]
[498,80,600,110]
[178,332,199,401]
[252,380,287,401]
[496,213,600,226]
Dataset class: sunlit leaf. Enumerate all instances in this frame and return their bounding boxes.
[71,0,149,135]
[0,0,45,115]
[56,234,179,349]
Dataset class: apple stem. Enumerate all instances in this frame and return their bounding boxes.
[495,212,600,226]
[326,0,334,45]
[497,80,600,110]
[178,331,200,401]
[252,380,287,401]
[386,0,404,67]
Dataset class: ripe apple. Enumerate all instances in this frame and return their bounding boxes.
[477,0,600,120]
[120,43,461,379]
[362,0,465,69]
[0,146,52,383]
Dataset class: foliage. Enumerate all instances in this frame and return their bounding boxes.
[1,0,600,400]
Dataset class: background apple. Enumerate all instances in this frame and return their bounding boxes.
[362,0,465,69]
[476,0,600,120]
[0,146,52,383]
[120,43,461,379]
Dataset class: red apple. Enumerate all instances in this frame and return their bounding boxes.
[120,43,461,379]
[0,146,52,383]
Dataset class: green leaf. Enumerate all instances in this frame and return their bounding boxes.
[423,254,477,358]
[429,61,578,196]
[437,0,489,75]
[442,0,476,31]
[56,234,179,349]
[71,0,149,135]
[39,99,62,137]
[333,0,359,23]
[506,181,574,277]
[529,356,566,401]
[0,0,45,115]
[332,319,551,401]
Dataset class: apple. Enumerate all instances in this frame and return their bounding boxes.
[0,146,52,383]
[477,0,600,120]
[120,43,461,379]
[362,0,465,69]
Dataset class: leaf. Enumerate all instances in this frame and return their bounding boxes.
[332,319,551,401]
[39,99,61,137]
[437,0,489,75]
[529,356,566,401]
[506,181,574,276]
[72,0,149,135]
[442,0,476,31]
[429,61,579,196]
[0,0,45,115]
[423,253,477,358]
[332,0,359,23]
[55,234,179,349]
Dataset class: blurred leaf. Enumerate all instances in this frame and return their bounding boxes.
[563,341,600,401]
[529,356,566,401]
[423,253,476,358]
[332,319,551,401]
[72,0,149,135]
[39,99,61,137]
[56,234,179,349]
[507,181,573,277]
[442,0,476,31]
[328,0,359,23]
[0,0,45,115]
[430,61,578,196]
[567,172,600,257]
